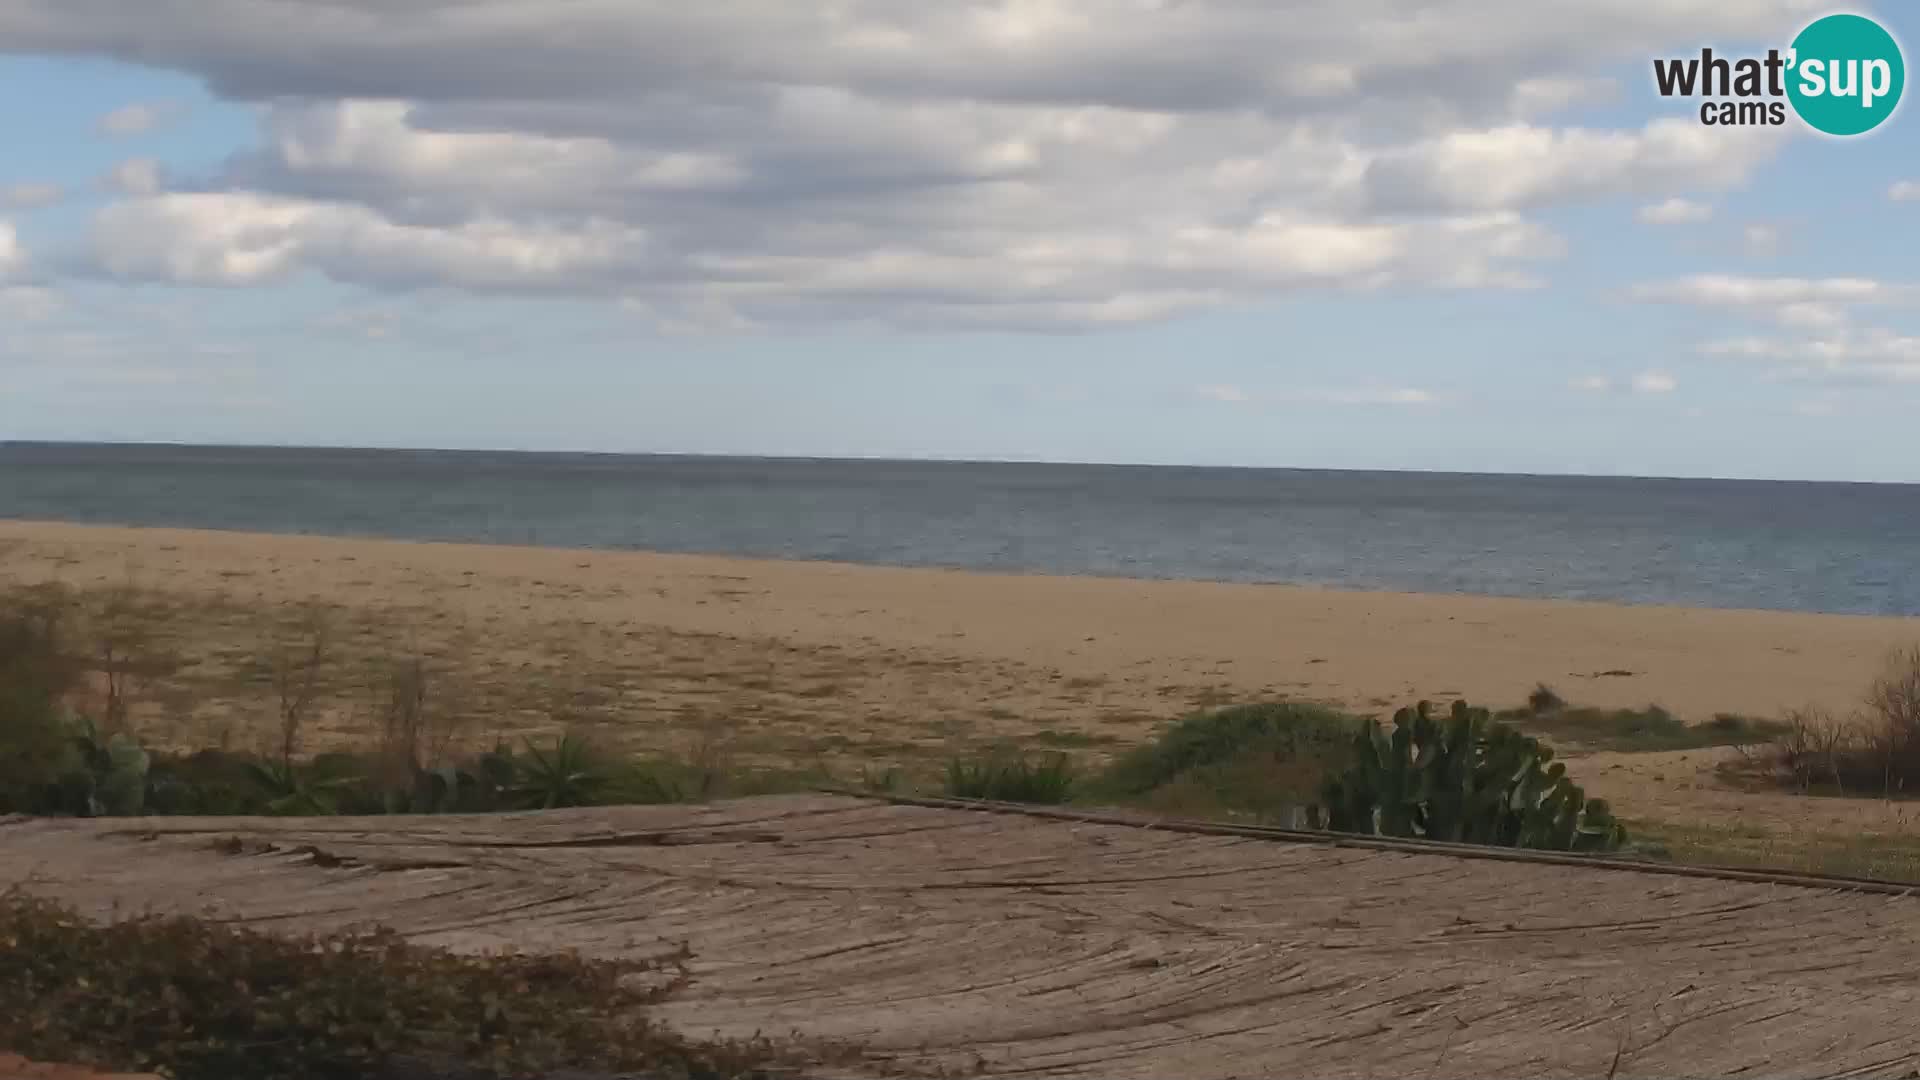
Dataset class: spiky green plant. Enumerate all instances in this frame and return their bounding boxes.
[944,753,1075,804]
[244,759,356,817]
[514,733,606,809]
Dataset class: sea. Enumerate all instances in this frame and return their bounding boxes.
[2,442,1917,617]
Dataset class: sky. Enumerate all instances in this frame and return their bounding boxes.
[1,1,1917,482]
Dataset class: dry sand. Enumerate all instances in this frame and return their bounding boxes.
[3,518,1913,722]
[11,794,1920,1079]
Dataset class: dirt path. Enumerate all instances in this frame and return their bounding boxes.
[8,795,1920,1079]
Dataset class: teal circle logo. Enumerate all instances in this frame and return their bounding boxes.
[1787,13,1905,136]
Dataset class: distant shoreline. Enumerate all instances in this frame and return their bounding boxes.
[7,446,1918,618]
[0,511,1908,621]
[6,438,1918,486]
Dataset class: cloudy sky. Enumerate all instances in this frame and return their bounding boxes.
[2,1,1917,481]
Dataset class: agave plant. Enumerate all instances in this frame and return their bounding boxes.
[245,758,357,816]
[514,734,606,809]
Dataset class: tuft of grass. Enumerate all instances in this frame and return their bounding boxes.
[1628,820,1920,884]
[1526,683,1566,715]
[1500,701,1786,753]
[944,752,1076,804]
[857,764,900,793]
[1027,728,1120,749]
[0,890,817,1080]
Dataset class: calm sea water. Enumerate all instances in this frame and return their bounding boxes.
[2,443,1917,616]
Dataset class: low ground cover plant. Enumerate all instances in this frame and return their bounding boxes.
[0,890,813,1080]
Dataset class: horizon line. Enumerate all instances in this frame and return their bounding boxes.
[2,438,1913,488]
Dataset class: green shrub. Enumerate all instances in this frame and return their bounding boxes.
[1500,700,1784,752]
[0,891,802,1080]
[1321,700,1626,853]
[944,752,1076,803]
[145,749,274,816]
[62,717,151,816]
[1090,702,1356,822]
[0,591,85,813]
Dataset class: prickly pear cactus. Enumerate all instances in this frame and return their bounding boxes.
[1320,700,1626,853]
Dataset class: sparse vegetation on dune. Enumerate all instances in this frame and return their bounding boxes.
[1740,646,1920,799]
[11,576,1920,884]
[1499,687,1786,753]
[0,583,843,818]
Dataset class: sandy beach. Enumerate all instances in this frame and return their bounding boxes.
[3,517,1915,735]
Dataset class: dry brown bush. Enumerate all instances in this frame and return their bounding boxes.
[1761,646,1920,798]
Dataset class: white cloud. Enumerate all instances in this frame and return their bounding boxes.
[1630,371,1676,394]
[2,182,62,210]
[1891,180,1920,202]
[1742,222,1783,258]
[1508,76,1619,119]
[1192,383,1438,407]
[0,315,267,402]
[1572,374,1612,392]
[85,184,1563,329]
[1636,197,1711,225]
[1198,384,1443,405]
[97,101,183,137]
[0,220,23,277]
[1635,275,1898,307]
[0,285,58,321]
[104,157,163,195]
[1,1,1825,328]
[1285,386,1440,407]
[92,192,643,290]
[1,1,1830,115]
[1195,384,1250,404]
[1700,328,1920,384]
[1359,119,1786,213]
[1332,386,1436,406]
[1630,274,1920,331]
